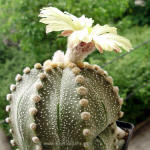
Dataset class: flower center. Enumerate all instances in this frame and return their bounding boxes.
[87,27,92,34]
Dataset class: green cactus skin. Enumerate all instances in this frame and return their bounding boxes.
[5,62,126,150]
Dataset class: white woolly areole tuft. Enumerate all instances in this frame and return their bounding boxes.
[5,117,11,123]
[34,63,42,69]
[116,127,127,139]
[36,83,43,91]
[29,107,38,115]
[6,94,12,101]
[15,74,22,82]
[36,145,42,150]
[30,123,37,130]
[43,60,51,67]
[23,67,30,74]
[106,76,113,84]
[81,112,91,120]
[10,84,16,91]
[79,99,89,107]
[10,140,15,146]
[83,129,91,136]
[32,95,41,103]
[75,75,85,84]
[119,98,124,105]
[72,67,81,75]
[39,73,47,80]
[52,50,64,63]
[76,86,88,96]
[32,137,40,143]
[9,129,13,134]
[6,105,11,112]
[119,111,124,118]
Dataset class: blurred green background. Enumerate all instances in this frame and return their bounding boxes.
[0,0,150,135]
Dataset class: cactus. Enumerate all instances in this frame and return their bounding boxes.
[5,6,132,150]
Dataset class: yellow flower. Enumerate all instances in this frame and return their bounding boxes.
[39,6,132,54]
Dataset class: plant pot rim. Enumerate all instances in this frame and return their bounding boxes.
[116,121,134,150]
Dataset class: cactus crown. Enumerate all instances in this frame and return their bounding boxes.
[5,6,131,150]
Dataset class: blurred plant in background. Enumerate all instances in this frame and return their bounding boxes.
[0,0,130,61]
[0,0,150,136]
[117,0,150,29]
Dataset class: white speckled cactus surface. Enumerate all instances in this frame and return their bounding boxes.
[5,6,132,150]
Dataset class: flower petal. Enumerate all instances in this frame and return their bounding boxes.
[39,7,78,33]
[93,33,132,52]
[95,44,103,53]
[78,15,94,28]
[92,24,117,35]
[59,30,73,37]
[39,7,94,33]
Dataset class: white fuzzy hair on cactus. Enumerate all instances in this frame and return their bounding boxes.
[39,7,132,63]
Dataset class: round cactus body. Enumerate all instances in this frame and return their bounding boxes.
[6,61,125,150]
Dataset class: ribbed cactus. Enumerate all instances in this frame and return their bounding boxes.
[6,61,127,150]
[5,6,132,150]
